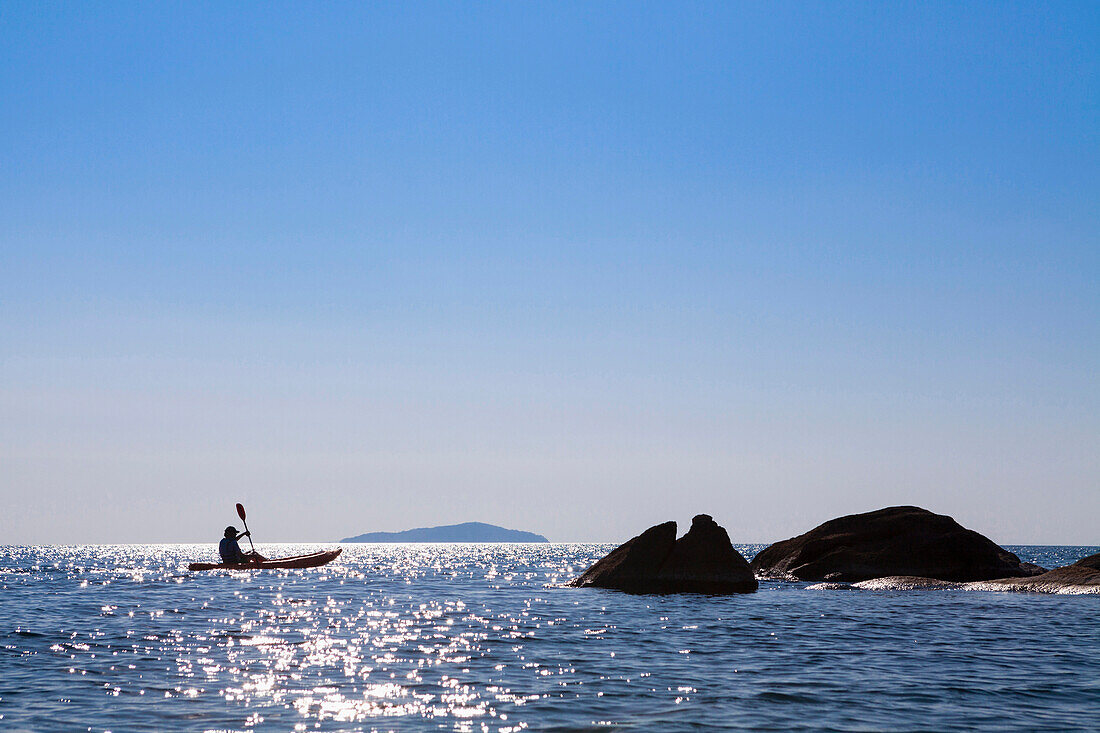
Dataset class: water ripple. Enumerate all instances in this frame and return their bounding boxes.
[0,543,1097,731]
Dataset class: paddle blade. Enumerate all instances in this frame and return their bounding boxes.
[236,503,247,521]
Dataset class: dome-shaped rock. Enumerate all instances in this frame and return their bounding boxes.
[750,506,1045,582]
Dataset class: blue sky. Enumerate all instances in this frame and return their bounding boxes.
[2,2,1097,543]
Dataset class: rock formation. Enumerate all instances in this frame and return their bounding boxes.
[570,514,757,594]
[750,505,1045,582]
[830,552,1100,594]
[974,551,1100,594]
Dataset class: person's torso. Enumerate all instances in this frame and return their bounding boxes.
[218,537,241,563]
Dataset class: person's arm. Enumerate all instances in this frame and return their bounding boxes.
[236,530,250,541]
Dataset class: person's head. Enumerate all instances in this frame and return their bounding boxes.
[224,526,237,539]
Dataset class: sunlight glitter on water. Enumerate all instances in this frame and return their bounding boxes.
[1,543,1099,732]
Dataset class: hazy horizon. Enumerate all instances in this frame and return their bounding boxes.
[3,2,1097,545]
[9,516,1100,547]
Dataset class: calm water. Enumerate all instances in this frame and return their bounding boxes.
[2,543,1098,732]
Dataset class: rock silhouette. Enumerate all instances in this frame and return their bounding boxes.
[751,505,1045,582]
[975,551,1100,594]
[570,514,757,594]
[837,552,1100,594]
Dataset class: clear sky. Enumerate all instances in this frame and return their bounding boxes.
[2,1,1097,545]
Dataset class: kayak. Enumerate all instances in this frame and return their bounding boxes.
[188,548,342,571]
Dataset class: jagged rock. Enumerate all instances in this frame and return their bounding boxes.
[570,515,757,594]
[570,521,678,590]
[750,505,1046,582]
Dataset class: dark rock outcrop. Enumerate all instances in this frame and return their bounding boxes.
[842,553,1100,594]
[570,515,757,594]
[750,506,1045,582]
[975,551,1100,594]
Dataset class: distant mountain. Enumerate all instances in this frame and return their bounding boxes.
[341,522,549,543]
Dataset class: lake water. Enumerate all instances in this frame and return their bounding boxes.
[2,543,1098,732]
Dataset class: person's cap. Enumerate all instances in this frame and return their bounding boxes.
[224,526,237,537]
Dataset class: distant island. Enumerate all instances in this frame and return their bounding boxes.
[341,522,549,543]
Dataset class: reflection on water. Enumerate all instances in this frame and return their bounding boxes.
[1,543,1098,731]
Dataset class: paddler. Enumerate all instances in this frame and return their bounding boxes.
[220,526,267,564]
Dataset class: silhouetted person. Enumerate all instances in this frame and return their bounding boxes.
[220,526,266,564]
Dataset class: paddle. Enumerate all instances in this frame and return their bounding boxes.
[236,502,256,553]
